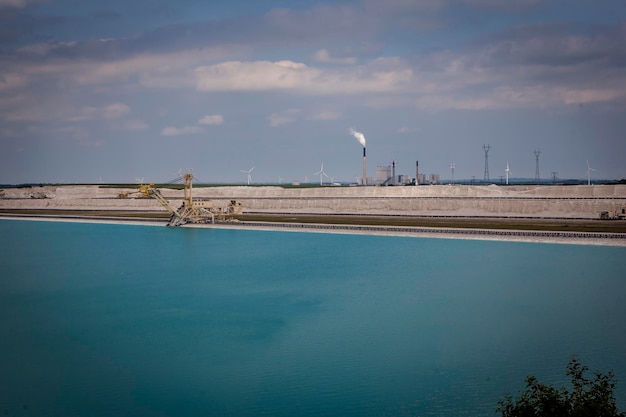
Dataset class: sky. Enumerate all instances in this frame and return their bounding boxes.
[1,0,625,184]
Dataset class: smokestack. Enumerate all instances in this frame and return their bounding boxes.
[363,147,367,186]
[392,161,396,185]
[415,160,419,185]
[348,128,367,186]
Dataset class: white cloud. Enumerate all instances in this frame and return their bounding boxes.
[363,0,445,13]
[64,102,132,122]
[66,106,99,122]
[197,114,224,125]
[309,111,341,120]
[405,23,626,111]
[195,59,413,95]
[313,49,356,65]
[18,41,77,56]
[415,94,498,111]
[461,0,539,9]
[54,126,90,142]
[7,45,245,92]
[0,73,28,92]
[556,88,626,105]
[75,54,187,87]
[0,0,27,8]
[268,109,339,125]
[268,108,301,127]
[2,19,624,128]
[397,126,420,133]
[0,128,15,137]
[2,96,75,122]
[161,126,205,136]
[414,82,626,112]
[113,119,149,132]
[197,60,315,92]
[102,103,131,119]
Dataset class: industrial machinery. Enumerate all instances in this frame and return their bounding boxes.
[599,206,626,220]
[118,188,149,198]
[131,173,242,226]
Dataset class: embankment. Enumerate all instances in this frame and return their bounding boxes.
[1,184,625,219]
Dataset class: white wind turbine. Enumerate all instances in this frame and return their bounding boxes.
[313,163,329,186]
[240,167,254,185]
[135,177,144,185]
[504,161,512,185]
[586,161,596,186]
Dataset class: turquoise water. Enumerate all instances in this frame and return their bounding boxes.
[1,219,625,417]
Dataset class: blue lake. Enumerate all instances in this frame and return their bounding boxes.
[1,219,625,416]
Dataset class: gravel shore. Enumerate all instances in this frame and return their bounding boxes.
[3,213,625,247]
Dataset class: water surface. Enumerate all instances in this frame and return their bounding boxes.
[1,219,625,416]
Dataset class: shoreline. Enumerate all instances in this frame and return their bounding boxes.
[3,214,625,247]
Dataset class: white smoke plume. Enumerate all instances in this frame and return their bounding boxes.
[348,128,366,147]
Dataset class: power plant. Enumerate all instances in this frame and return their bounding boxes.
[376,162,413,185]
[347,129,444,186]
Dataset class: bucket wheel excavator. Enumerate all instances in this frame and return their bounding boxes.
[135,173,242,226]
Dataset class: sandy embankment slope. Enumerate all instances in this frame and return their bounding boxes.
[2,184,626,246]
[1,183,626,217]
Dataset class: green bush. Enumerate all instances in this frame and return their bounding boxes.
[497,357,625,417]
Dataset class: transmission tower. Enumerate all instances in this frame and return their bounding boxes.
[534,149,541,183]
[483,144,491,182]
[551,171,558,183]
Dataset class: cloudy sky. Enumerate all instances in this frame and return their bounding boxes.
[1,0,625,184]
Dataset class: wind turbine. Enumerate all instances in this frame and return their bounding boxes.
[586,161,596,186]
[135,177,144,185]
[313,163,329,185]
[504,161,512,185]
[240,167,254,185]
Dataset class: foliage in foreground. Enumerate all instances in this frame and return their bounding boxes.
[497,357,625,417]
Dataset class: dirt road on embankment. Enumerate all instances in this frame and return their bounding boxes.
[3,209,626,234]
